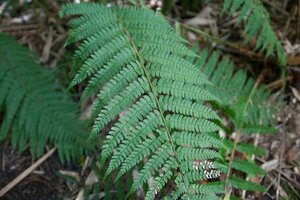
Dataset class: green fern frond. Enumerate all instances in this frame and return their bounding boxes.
[241,124,277,134]
[232,159,265,176]
[237,142,266,157]
[222,0,286,65]
[188,182,225,194]
[193,46,278,195]
[172,132,223,148]
[228,176,265,192]
[60,3,224,198]
[0,33,90,162]
[130,144,173,193]
[194,48,279,133]
[159,96,220,120]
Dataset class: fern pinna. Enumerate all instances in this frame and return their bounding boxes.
[60,3,227,199]
[222,0,286,65]
[0,33,89,162]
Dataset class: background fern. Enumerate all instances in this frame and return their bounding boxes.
[192,47,281,195]
[222,0,286,65]
[193,47,280,134]
[60,3,226,199]
[0,33,90,162]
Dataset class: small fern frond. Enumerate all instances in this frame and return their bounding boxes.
[61,3,224,198]
[0,33,90,162]
[222,0,286,65]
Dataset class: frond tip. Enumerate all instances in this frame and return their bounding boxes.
[61,3,223,199]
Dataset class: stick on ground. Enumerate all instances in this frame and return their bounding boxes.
[0,147,56,197]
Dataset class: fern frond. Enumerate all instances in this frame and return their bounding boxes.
[232,159,265,176]
[188,182,225,194]
[159,96,220,120]
[177,147,221,161]
[193,46,278,195]
[0,33,90,162]
[194,48,279,133]
[101,95,156,160]
[228,176,265,192]
[60,3,223,198]
[237,142,266,157]
[172,132,223,148]
[130,144,173,193]
[222,0,286,65]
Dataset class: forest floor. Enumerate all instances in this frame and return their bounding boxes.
[0,0,300,199]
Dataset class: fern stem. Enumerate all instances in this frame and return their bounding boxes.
[115,10,191,198]
[224,130,241,199]
[243,71,263,114]
[224,73,263,199]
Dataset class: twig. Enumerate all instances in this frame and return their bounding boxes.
[0,24,43,32]
[224,74,263,200]
[262,0,289,16]
[283,6,297,37]
[242,134,261,198]
[224,130,241,200]
[264,175,278,195]
[287,55,300,66]
[265,76,293,89]
[41,27,53,63]
[0,147,56,197]
[177,21,284,67]
[297,0,300,41]
[33,0,53,18]
[276,136,285,200]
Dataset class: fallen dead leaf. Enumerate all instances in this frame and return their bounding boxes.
[261,159,279,172]
[291,87,300,102]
